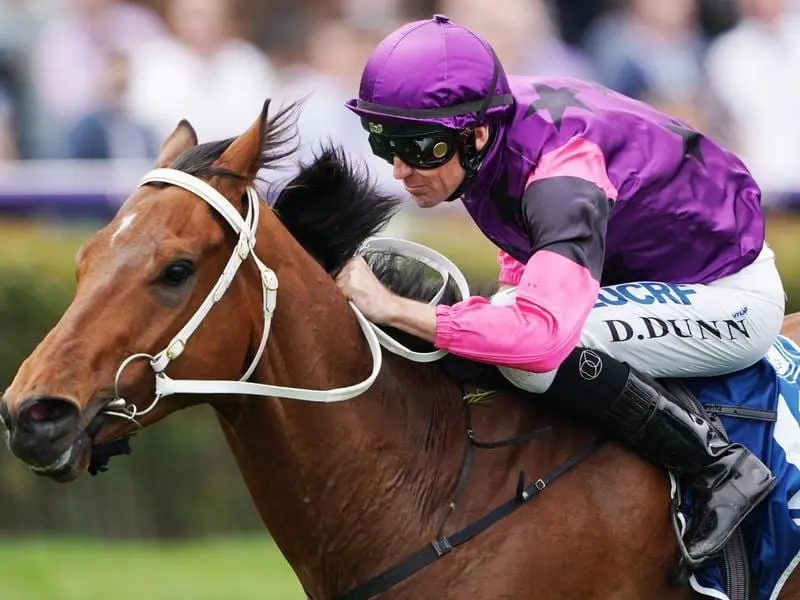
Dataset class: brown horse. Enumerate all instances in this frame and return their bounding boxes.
[2,101,799,600]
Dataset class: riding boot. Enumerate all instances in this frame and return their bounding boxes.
[536,347,776,566]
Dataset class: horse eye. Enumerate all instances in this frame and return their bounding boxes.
[159,260,195,287]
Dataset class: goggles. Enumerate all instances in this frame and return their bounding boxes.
[362,119,462,170]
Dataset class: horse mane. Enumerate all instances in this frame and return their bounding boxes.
[272,146,402,274]
[272,145,506,387]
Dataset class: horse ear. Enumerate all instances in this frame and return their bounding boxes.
[211,99,269,200]
[155,119,198,168]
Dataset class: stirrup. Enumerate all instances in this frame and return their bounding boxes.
[666,471,722,587]
[667,475,713,574]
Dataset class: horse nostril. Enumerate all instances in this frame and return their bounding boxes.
[17,397,80,440]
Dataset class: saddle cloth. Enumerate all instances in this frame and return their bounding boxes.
[681,335,800,599]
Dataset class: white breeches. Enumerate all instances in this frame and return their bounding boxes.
[493,244,786,392]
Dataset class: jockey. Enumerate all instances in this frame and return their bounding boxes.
[335,15,785,567]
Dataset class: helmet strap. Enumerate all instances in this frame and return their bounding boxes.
[443,125,495,202]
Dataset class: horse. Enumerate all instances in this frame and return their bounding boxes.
[2,100,800,600]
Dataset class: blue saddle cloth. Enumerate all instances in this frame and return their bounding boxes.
[681,335,800,599]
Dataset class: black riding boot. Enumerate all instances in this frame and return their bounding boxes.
[537,347,776,566]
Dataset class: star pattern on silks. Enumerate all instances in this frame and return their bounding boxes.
[524,84,593,130]
[662,121,706,166]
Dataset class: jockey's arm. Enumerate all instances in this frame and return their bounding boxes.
[428,138,614,372]
[382,138,616,372]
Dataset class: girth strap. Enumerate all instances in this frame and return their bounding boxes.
[330,437,604,600]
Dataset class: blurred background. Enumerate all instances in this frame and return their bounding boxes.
[3,0,800,598]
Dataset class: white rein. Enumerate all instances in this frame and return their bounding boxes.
[104,169,469,422]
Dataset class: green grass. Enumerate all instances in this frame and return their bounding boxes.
[0,536,303,600]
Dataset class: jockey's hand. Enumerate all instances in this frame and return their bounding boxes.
[336,257,438,342]
[335,256,398,323]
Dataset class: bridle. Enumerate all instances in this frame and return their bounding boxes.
[103,168,470,424]
[104,168,383,422]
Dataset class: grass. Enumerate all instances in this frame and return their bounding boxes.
[0,536,304,600]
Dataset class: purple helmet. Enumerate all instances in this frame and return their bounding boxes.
[345,15,515,131]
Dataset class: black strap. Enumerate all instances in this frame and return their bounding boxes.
[468,425,553,450]
[704,404,777,422]
[355,95,514,120]
[332,437,604,600]
[436,402,477,534]
[721,528,751,600]
[438,404,552,536]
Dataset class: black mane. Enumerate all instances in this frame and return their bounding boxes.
[272,143,505,386]
[272,146,402,274]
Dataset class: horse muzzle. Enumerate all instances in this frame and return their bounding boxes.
[3,395,102,481]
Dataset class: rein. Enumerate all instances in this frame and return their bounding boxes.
[103,170,473,422]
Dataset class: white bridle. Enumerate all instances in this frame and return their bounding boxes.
[105,168,469,423]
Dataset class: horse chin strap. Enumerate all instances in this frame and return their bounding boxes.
[104,168,389,422]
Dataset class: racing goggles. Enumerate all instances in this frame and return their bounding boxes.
[362,119,462,170]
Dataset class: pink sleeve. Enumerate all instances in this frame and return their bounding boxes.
[434,250,599,373]
[497,250,525,285]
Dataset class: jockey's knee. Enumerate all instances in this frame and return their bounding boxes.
[718,295,785,375]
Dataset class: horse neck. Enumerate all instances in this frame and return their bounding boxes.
[212,212,467,596]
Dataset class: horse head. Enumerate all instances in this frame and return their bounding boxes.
[1,99,379,480]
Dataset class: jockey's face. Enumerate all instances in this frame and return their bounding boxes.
[392,126,489,208]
